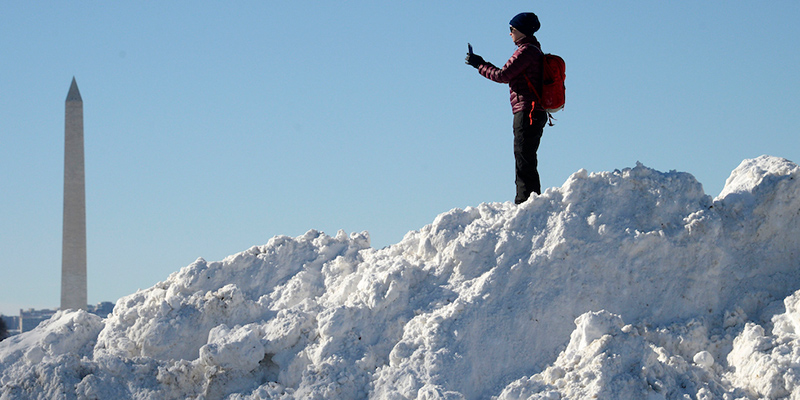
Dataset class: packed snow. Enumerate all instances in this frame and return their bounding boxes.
[1,155,799,399]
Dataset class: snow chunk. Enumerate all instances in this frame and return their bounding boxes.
[693,351,714,368]
[717,155,798,199]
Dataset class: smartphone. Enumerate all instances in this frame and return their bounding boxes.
[468,43,473,55]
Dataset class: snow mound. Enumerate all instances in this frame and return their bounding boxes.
[2,155,800,399]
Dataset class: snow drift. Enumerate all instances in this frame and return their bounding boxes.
[1,155,799,399]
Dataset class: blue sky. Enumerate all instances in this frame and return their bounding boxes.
[2,2,799,315]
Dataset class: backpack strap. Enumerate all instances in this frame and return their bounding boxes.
[522,71,555,126]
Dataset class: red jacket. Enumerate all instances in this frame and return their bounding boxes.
[478,36,544,114]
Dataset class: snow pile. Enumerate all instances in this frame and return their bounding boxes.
[2,155,799,399]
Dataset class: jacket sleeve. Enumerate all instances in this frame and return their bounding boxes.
[477,46,536,84]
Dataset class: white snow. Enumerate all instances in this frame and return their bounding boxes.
[2,155,800,399]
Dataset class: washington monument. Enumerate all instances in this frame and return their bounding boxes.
[61,77,87,311]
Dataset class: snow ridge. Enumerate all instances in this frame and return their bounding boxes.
[1,155,799,399]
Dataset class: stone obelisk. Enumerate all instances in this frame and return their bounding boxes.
[61,77,87,311]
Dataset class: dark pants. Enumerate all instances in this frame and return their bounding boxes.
[513,109,547,204]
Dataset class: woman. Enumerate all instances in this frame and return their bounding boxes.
[466,12,547,204]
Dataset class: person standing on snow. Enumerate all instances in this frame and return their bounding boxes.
[466,12,546,204]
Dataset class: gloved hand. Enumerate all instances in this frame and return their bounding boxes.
[465,53,485,68]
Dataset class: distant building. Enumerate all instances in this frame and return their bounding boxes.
[19,308,57,333]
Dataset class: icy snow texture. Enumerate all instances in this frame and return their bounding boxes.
[1,155,799,399]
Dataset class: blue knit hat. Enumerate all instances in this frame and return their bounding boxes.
[509,12,540,36]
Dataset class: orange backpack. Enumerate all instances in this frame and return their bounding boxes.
[524,53,566,125]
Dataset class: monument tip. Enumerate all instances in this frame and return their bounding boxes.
[66,77,82,102]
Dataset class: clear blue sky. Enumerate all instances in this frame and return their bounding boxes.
[2,2,799,315]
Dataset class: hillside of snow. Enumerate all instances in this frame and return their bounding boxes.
[1,155,799,399]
